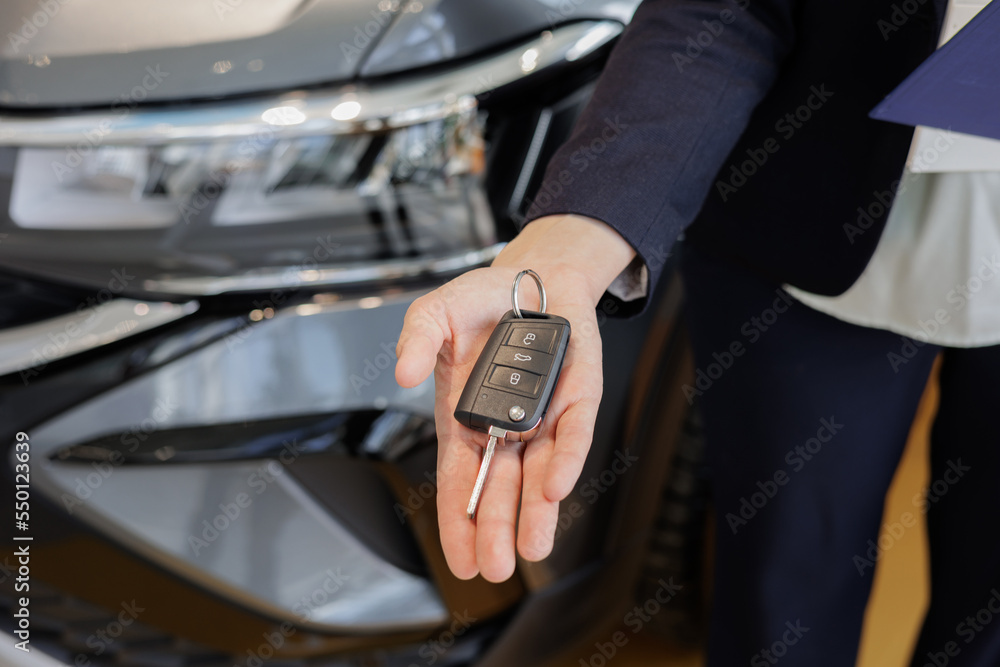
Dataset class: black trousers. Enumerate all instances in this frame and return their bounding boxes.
[679,242,1000,666]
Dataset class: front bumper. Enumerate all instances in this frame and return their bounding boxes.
[0,17,678,667]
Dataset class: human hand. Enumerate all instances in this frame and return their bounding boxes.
[395,215,636,582]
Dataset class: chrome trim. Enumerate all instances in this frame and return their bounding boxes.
[143,243,505,295]
[508,107,552,216]
[509,415,544,443]
[0,21,623,147]
[0,299,198,378]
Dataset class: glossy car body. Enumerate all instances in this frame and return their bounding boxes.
[0,2,702,665]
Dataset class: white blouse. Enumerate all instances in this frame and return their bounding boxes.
[785,0,1000,348]
[787,170,1000,347]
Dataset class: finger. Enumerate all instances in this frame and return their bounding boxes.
[543,394,600,502]
[436,434,482,580]
[517,438,560,561]
[474,442,524,582]
[396,295,448,388]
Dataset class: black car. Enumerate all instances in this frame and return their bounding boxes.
[0,2,708,665]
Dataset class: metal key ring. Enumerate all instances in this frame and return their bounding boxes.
[511,269,546,319]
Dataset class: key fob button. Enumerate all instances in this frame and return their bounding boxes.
[506,325,557,353]
[486,365,543,398]
[454,309,570,434]
[492,345,553,375]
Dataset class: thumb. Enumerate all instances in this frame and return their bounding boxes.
[395,293,450,388]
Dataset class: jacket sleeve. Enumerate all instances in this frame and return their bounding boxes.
[522,0,799,314]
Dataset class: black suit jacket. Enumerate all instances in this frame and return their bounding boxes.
[524,0,945,313]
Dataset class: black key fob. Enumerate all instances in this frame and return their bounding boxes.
[454,309,571,437]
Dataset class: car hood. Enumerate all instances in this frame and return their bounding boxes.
[0,0,636,109]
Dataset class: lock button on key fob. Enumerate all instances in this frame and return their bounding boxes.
[454,309,571,434]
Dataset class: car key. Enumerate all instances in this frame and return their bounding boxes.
[454,270,571,518]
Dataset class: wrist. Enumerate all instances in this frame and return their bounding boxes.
[492,214,637,307]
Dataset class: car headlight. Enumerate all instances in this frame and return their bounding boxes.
[0,21,622,298]
[6,105,493,296]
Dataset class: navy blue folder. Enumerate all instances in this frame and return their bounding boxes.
[870,0,1000,141]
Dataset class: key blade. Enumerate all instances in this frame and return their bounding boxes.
[467,434,499,519]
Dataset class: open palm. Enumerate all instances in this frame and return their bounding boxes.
[396,264,605,582]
